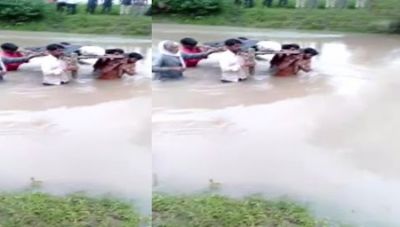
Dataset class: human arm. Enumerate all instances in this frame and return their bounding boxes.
[296,59,312,72]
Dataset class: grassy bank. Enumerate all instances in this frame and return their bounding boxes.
[0,192,146,227]
[0,4,151,36]
[153,0,400,34]
[153,193,346,227]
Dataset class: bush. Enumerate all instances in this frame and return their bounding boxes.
[152,0,222,16]
[389,19,400,34]
[0,0,45,23]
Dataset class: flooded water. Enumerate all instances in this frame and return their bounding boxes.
[152,24,400,226]
[0,31,152,213]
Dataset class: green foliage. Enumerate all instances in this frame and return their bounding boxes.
[153,0,400,34]
[152,0,222,16]
[152,193,328,227]
[0,4,151,36]
[0,0,45,23]
[0,192,143,227]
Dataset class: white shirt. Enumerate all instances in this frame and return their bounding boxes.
[218,50,247,82]
[41,55,70,85]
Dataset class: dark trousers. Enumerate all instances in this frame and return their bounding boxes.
[56,2,66,12]
[102,5,112,13]
[86,4,97,14]
[244,0,254,7]
[66,4,77,14]
[278,0,288,6]
[263,0,273,7]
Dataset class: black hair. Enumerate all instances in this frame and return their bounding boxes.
[128,52,143,60]
[105,48,124,54]
[303,48,319,56]
[282,43,301,50]
[180,37,198,47]
[46,44,65,51]
[1,43,19,52]
[225,38,242,47]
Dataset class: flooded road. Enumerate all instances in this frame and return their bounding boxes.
[152,24,400,226]
[0,31,152,213]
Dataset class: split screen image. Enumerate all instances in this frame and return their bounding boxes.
[1,0,400,226]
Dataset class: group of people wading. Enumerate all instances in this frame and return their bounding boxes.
[152,37,319,82]
[0,42,143,85]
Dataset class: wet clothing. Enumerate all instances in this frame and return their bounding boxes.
[41,55,71,85]
[181,47,207,67]
[0,57,31,80]
[152,53,208,80]
[218,50,247,82]
[0,51,25,71]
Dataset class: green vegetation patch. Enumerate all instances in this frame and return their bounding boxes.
[0,192,143,227]
[0,2,151,36]
[153,193,334,227]
[153,0,400,34]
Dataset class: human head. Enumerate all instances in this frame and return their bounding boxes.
[1,43,19,53]
[106,48,125,55]
[180,37,198,49]
[163,41,180,54]
[225,38,242,53]
[127,52,143,63]
[282,43,300,50]
[302,48,319,59]
[46,44,65,57]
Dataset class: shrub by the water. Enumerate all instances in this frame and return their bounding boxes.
[152,0,222,16]
[152,193,327,227]
[0,192,142,226]
[0,0,45,23]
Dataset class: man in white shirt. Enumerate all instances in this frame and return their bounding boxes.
[218,39,253,83]
[41,44,78,86]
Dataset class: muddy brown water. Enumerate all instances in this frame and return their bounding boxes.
[0,30,152,213]
[152,24,400,226]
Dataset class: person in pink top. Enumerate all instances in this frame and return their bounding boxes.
[179,37,209,68]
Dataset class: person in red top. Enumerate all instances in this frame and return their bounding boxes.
[180,37,209,68]
[0,43,27,71]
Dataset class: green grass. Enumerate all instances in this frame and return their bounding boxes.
[0,192,145,227]
[0,4,151,36]
[153,0,400,34]
[152,193,346,227]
